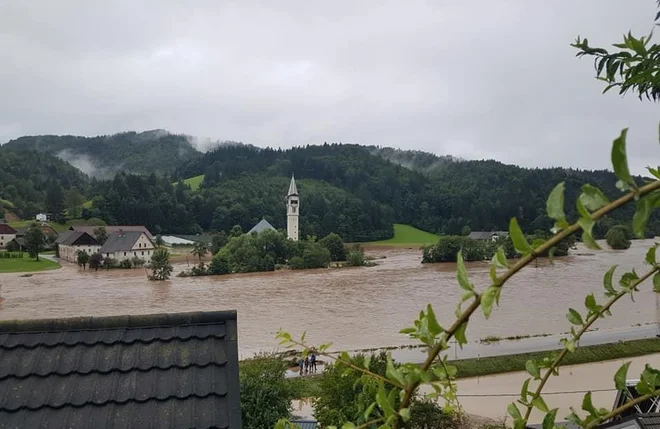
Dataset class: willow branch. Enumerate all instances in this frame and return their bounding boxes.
[392,179,660,429]
[586,389,660,429]
[522,266,659,421]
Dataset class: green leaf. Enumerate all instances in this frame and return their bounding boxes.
[611,128,635,189]
[342,423,357,429]
[376,384,395,415]
[546,182,566,222]
[532,396,550,413]
[363,356,371,370]
[455,322,468,346]
[399,408,411,422]
[580,184,610,211]
[386,358,405,387]
[495,247,509,268]
[521,378,531,403]
[509,218,532,255]
[542,408,558,429]
[604,266,617,294]
[585,294,598,312]
[481,287,498,319]
[581,230,601,250]
[582,391,598,417]
[363,402,376,421]
[614,362,631,391]
[456,251,473,292]
[648,166,660,180]
[654,272,660,293]
[525,359,541,379]
[633,195,654,238]
[646,246,657,266]
[426,304,443,338]
[507,402,522,420]
[567,308,584,325]
[489,262,497,282]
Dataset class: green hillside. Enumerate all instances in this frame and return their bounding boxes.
[365,224,439,247]
[181,175,204,191]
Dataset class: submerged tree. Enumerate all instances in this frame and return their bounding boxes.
[76,250,90,270]
[88,253,103,271]
[606,226,632,250]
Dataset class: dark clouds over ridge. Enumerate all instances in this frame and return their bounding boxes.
[0,1,658,173]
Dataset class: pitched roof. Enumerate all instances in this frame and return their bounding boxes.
[55,231,100,246]
[0,310,242,429]
[597,414,660,429]
[100,231,153,253]
[248,219,276,234]
[0,223,17,234]
[71,225,154,238]
[287,174,298,196]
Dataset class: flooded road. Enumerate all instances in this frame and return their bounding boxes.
[0,240,658,358]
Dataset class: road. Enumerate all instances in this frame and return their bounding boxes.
[285,324,660,378]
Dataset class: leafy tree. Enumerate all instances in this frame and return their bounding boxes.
[209,252,230,275]
[346,248,366,267]
[45,182,65,223]
[149,248,173,280]
[65,188,84,219]
[93,227,108,245]
[154,235,165,247]
[240,356,295,429]
[319,233,346,261]
[606,226,631,250]
[76,250,90,270]
[230,224,244,237]
[210,231,229,254]
[24,226,45,261]
[88,252,103,271]
[460,225,471,236]
[191,241,209,261]
[299,241,331,269]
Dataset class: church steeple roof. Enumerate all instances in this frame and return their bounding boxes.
[287,174,298,196]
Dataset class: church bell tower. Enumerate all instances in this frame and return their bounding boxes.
[286,174,299,241]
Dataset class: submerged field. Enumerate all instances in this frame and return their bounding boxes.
[364,224,439,247]
[0,254,60,273]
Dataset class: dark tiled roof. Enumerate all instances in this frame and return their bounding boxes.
[0,310,242,429]
[598,413,660,429]
[100,231,153,253]
[55,231,100,246]
[0,223,17,234]
[71,225,154,238]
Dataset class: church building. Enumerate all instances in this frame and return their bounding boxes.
[286,175,299,241]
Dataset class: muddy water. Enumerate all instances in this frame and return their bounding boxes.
[0,240,657,358]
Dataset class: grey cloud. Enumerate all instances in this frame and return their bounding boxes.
[0,1,658,174]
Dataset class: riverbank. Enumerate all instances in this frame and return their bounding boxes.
[0,254,60,273]
[287,337,660,399]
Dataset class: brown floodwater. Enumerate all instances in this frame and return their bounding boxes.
[0,240,658,358]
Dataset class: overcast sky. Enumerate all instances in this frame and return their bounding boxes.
[1,1,658,173]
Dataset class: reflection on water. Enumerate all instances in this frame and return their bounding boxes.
[0,240,657,358]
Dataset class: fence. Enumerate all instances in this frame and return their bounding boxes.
[0,252,24,259]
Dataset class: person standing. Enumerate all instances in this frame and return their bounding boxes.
[304,356,310,374]
[298,357,304,376]
[310,353,317,372]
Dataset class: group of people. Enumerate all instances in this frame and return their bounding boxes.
[298,353,317,375]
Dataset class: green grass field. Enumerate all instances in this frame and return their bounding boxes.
[287,337,660,398]
[180,175,204,191]
[9,218,107,233]
[0,198,15,209]
[364,224,439,247]
[0,254,60,273]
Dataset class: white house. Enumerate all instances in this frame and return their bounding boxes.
[55,231,101,263]
[0,224,17,249]
[100,230,156,263]
[35,213,49,222]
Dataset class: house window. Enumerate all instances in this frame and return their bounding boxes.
[124,252,126,256]
[141,251,144,256]
[134,252,136,256]
[139,243,142,248]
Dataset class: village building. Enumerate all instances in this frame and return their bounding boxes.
[286,174,300,241]
[55,231,101,263]
[248,218,276,234]
[0,224,17,249]
[35,212,50,222]
[100,230,156,262]
[70,225,154,239]
[468,230,508,241]
[0,310,242,428]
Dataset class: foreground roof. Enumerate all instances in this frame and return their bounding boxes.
[248,219,276,234]
[598,413,660,429]
[100,231,153,253]
[71,225,154,238]
[0,310,242,429]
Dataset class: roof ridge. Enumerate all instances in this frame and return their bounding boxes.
[0,310,237,333]
[0,361,227,381]
[0,331,227,350]
[0,392,228,413]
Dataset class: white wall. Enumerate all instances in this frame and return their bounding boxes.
[0,233,16,249]
[59,244,101,263]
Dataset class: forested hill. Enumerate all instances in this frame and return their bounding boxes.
[2,130,200,178]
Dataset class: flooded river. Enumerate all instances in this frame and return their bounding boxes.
[0,240,658,358]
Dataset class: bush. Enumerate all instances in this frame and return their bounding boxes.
[131,256,145,267]
[422,236,488,263]
[240,355,295,429]
[119,259,133,269]
[103,258,118,269]
[89,253,103,271]
[301,242,331,269]
[606,226,631,249]
[345,249,366,267]
[288,256,305,270]
[209,253,230,275]
[319,233,346,261]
